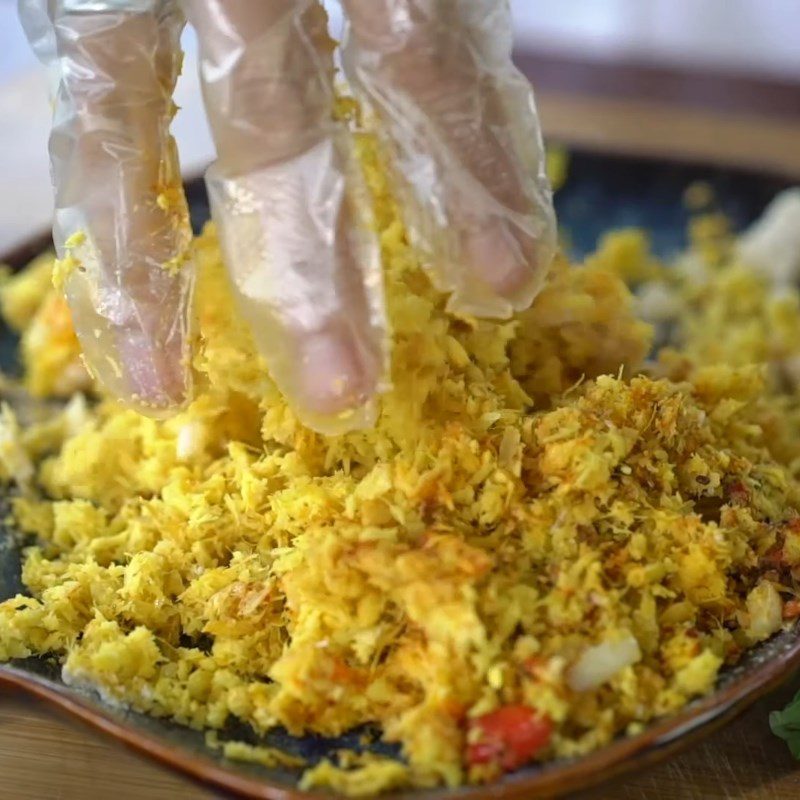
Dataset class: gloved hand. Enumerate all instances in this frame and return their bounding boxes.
[19,0,556,434]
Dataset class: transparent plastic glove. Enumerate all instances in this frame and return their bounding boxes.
[21,0,389,433]
[341,0,557,318]
[19,0,195,415]
[20,0,556,434]
[184,0,388,434]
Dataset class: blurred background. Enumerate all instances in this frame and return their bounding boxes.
[0,0,799,254]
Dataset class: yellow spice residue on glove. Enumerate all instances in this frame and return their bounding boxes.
[1,131,800,794]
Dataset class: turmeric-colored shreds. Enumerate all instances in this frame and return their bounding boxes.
[1,134,800,795]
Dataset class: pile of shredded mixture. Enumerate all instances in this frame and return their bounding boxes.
[2,128,800,795]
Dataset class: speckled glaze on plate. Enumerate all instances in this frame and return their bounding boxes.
[1,151,797,799]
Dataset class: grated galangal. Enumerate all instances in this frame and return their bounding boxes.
[1,134,800,794]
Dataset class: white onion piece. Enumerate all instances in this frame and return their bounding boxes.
[745,581,783,642]
[737,188,800,288]
[567,634,642,692]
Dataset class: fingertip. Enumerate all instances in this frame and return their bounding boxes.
[79,328,192,419]
[459,216,556,315]
[117,332,193,417]
[69,283,194,419]
[297,327,378,417]
[462,220,536,298]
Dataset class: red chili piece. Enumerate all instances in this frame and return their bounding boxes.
[467,705,553,771]
[783,599,800,620]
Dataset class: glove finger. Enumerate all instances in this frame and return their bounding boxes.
[23,0,195,415]
[183,0,388,434]
[342,0,557,319]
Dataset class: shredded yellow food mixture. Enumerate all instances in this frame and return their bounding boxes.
[1,131,800,795]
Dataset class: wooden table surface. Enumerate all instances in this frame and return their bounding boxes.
[2,679,800,800]
[3,55,800,800]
